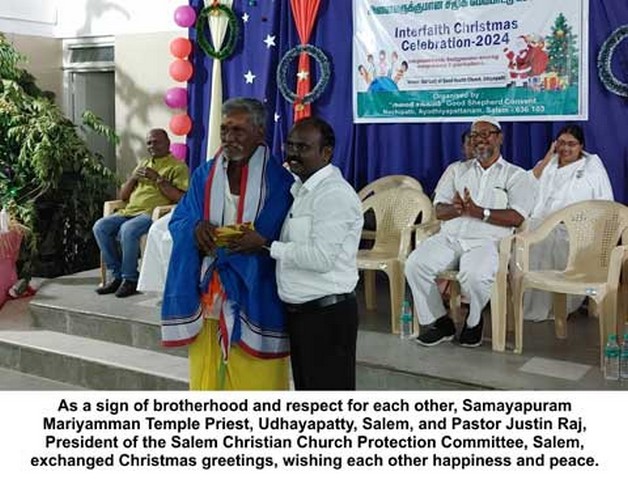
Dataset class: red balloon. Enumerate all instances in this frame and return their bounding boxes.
[169,114,192,136]
[169,59,193,82]
[170,37,192,58]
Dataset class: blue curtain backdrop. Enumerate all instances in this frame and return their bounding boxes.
[185,0,627,203]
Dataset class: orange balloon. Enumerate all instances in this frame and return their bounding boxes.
[169,113,192,136]
[170,37,192,58]
[169,59,193,82]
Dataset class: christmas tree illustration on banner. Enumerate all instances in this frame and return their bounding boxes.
[546,13,579,90]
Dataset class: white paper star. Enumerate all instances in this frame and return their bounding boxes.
[263,34,276,49]
[296,70,309,81]
[274,112,280,122]
[244,70,256,84]
[242,13,250,23]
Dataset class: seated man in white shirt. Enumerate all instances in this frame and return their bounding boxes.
[405,116,535,347]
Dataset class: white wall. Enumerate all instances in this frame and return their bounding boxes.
[1,0,184,38]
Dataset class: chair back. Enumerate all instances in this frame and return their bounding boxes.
[358,175,423,202]
[559,201,628,276]
[362,187,433,254]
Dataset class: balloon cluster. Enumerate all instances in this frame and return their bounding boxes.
[166,5,197,161]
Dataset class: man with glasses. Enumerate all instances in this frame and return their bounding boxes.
[161,98,294,390]
[405,116,535,347]
[234,117,363,390]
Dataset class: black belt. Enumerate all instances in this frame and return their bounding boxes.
[284,292,356,314]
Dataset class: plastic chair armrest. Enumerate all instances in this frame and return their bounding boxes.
[103,200,127,216]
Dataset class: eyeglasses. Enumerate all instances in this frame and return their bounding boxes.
[283,141,313,153]
[556,140,581,148]
[468,130,500,140]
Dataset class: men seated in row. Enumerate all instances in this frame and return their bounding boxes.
[405,116,535,347]
[93,129,189,298]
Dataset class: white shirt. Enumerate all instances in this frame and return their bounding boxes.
[271,164,364,303]
[434,156,535,245]
[530,152,614,221]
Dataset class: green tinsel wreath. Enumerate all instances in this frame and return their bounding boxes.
[597,25,628,97]
[276,44,331,106]
[195,4,239,61]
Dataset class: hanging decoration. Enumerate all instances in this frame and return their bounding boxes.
[167,4,196,161]
[197,0,236,159]
[170,37,193,58]
[170,113,193,136]
[277,44,330,107]
[174,5,197,28]
[164,87,188,109]
[169,58,194,82]
[195,2,239,61]
[279,0,328,121]
[597,25,628,98]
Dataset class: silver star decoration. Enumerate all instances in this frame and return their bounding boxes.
[274,112,280,122]
[242,13,250,23]
[263,34,276,49]
[296,70,309,81]
[244,70,256,84]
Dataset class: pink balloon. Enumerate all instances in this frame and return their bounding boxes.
[164,87,188,109]
[174,6,196,28]
[170,143,188,161]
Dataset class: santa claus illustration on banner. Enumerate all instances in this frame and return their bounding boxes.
[504,34,549,88]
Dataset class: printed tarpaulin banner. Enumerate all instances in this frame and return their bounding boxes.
[352,0,589,123]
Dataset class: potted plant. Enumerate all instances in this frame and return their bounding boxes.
[0,34,118,277]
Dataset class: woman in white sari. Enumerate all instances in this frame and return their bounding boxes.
[524,125,614,321]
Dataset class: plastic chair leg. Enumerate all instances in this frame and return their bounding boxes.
[364,270,376,310]
[553,293,568,339]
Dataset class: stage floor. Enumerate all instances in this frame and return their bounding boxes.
[0,270,625,390]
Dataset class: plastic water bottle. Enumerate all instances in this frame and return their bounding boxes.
[0,207,9,233]
[400,300,413,339]
[604,334,620,381]
[620,333,628,380]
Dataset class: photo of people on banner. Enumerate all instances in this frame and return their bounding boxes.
[357,50,409,92]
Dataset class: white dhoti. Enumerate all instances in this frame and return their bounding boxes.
[137,211,173,293]
[404,233,499,328]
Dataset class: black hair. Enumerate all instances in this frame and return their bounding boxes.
[556,124,585,148]
[293,116,336,150]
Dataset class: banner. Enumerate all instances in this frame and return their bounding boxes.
[353,0,589,123]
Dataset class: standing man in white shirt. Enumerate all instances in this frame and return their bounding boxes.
[234,117,363,389]
[405,116,535,347]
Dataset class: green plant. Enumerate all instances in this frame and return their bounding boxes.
[0,34,117,277]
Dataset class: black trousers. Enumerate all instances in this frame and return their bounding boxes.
[285,296,359,390]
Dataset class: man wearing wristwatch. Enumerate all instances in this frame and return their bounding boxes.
[405,116,535,347]
[93,128,189,298]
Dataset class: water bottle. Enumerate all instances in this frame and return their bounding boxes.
[0,207,9,233]
[400,300,413,339]
[620,333,628,380]
[604,334,620,381]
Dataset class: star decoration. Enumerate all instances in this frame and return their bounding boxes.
[296,70,309,81]
[244,70,256,84]
[263,34,276,49]
[242,13,250,23]
[274,112,280,122]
